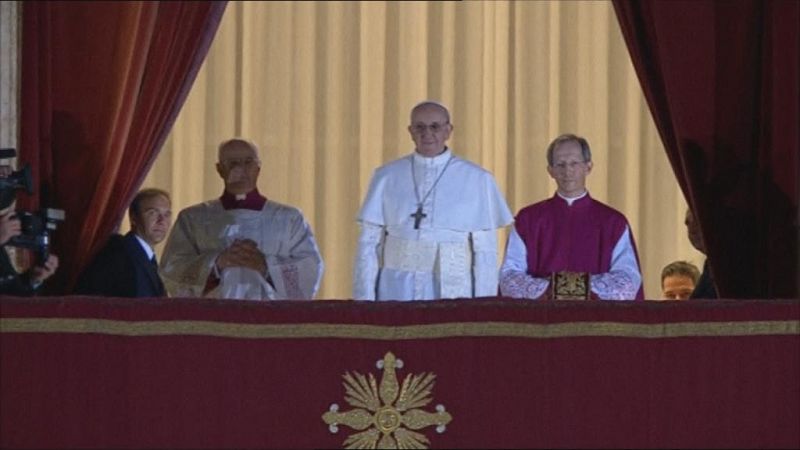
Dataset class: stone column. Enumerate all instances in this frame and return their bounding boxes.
[0,1,19,156]
[0,1,20,271]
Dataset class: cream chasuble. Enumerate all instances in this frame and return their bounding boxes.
[161,200,323,300]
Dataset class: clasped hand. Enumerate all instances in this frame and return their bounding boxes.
[216,238,268,276]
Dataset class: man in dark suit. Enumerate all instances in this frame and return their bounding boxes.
[75,188,172,297]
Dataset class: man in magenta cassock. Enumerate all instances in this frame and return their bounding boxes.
[499,134,644,300]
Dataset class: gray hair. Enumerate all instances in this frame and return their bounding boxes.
[546,134,592,166]
[410,100,451,124]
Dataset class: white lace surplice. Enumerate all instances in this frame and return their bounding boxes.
[499,225,641,300]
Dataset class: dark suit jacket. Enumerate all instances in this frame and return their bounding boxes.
[74,232,165,298]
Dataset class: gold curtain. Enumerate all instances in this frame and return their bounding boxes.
[138,0,704,300]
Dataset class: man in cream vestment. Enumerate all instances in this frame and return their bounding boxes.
[353,101,513,301]
[161,139,323,300]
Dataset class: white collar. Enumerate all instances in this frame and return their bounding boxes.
[133,234,156,261]
[412,148,453,167]
[557,190,588,206]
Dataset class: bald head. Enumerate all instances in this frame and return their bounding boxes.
[216,138,262,195]
[218,138,259,162]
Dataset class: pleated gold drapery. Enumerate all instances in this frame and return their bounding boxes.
[138,1,703,299]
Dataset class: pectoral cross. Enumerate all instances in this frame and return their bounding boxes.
[411,205,427,229]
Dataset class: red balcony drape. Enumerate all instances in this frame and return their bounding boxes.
[612,0,799,299]
[1,297,798,448]
[19,1,227,293]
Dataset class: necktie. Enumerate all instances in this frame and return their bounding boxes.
[150,256,166,296]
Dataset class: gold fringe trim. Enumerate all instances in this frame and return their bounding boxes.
[1,318,798,340]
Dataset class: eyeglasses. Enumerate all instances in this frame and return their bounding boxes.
[551,160,586,171]
[411,122,450,135]
[220,157,260,169]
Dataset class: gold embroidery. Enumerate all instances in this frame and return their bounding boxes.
[322,352,452,449]
[1,318,798,339]
[552,271,589,300]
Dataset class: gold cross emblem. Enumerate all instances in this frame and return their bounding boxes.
[322,352,453,449]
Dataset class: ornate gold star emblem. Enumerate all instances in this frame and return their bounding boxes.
[322,351,453,449]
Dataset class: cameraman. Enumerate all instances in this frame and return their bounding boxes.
[0,166,59,295]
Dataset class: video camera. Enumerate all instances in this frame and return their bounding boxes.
[0,148,65,265]
[0,149,33,211]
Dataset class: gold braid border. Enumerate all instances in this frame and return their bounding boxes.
[1,318,798,339]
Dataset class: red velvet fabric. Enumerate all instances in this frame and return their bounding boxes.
[612,0,799,299]
[19,1,226,293]
[2,297,798,448]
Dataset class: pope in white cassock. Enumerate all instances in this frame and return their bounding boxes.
[160,138,323,300]
[353,101,513,301]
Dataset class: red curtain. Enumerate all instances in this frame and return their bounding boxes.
[20,1,227,293]
[612,0,799,298]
